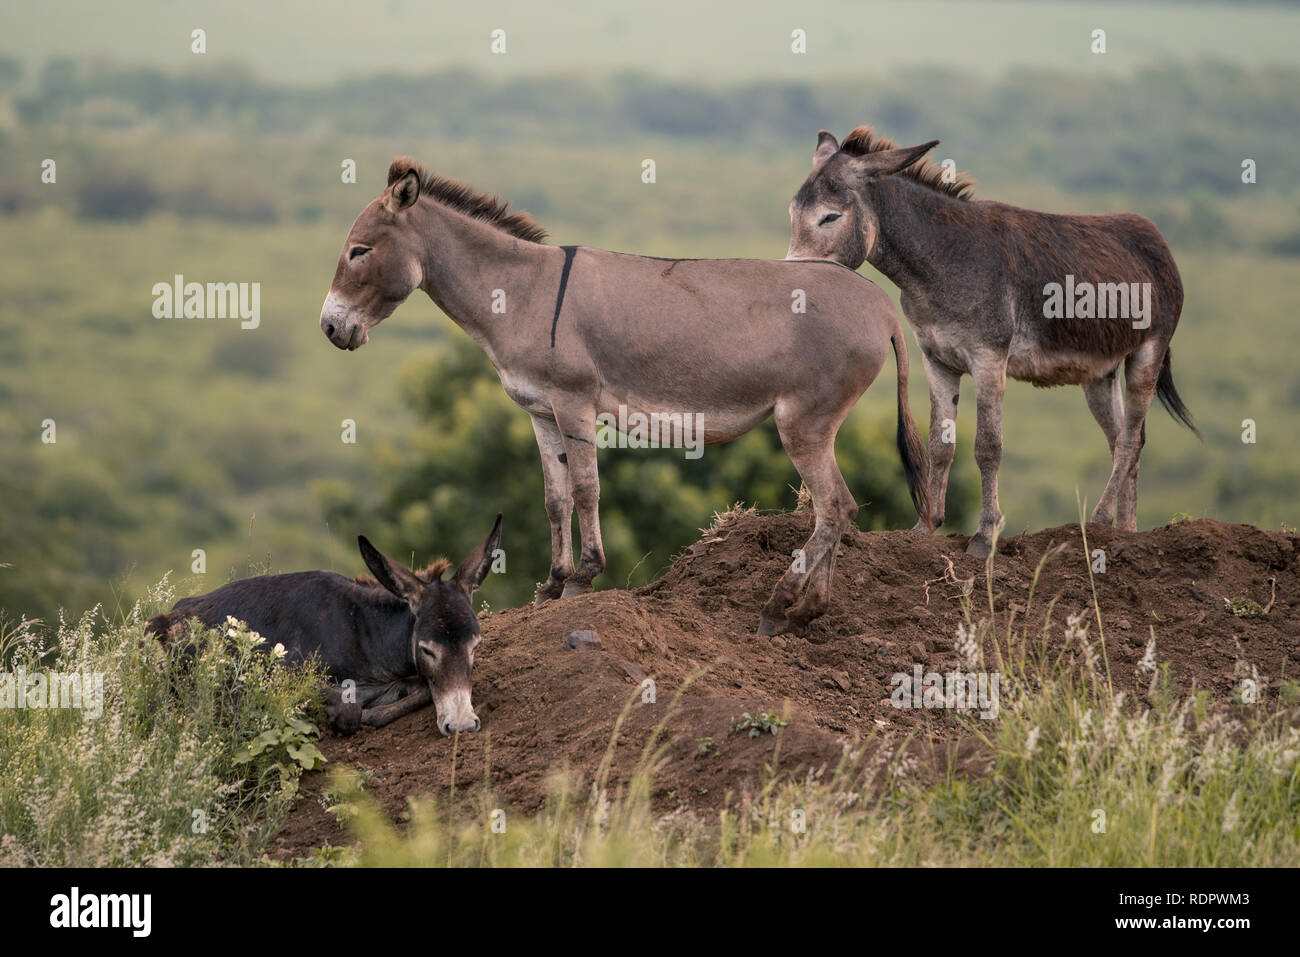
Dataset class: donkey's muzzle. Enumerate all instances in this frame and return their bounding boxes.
[434,687,480,736]
[440,715,482,736]
[320,292,368,350]
[321,316,366,351]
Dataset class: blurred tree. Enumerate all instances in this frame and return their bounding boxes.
[0,57,22,93]
[75,168,160,221]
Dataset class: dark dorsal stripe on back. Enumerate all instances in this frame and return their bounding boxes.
[388,157,549,244]
[839,126,976,201]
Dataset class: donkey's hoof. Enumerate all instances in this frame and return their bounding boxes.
[785,608,820,637]
[757,615,788,637]
[909,519,934,535]
[966,536,992,558]
[324,691,362,736]
[535,575,570,604]
[561,581,592,598]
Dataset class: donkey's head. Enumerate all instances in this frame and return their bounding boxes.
[786,130,940,268]
[320,158,427,351]
[356,514,502,736]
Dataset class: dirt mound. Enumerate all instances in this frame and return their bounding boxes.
[273,513,1298,857]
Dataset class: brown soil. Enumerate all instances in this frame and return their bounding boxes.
[272,513,1299,858]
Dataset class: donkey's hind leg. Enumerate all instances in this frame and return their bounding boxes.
[1083,367,1124,526]
[530,414,575,603]
[966,354,1008,557]
[1096,341,1161,532]
[786,468,857,633]
[759,405,854,635]
[914,351,962,532]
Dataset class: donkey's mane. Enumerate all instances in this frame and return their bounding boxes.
[354,558,452,591]
[388,157,548,244]
[840,126,976,201]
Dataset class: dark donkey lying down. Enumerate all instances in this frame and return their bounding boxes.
[146,515,502,736]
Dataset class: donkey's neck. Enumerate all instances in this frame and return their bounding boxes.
[411,200,554,356]
[864,178,984,294]
[356,597,419,681]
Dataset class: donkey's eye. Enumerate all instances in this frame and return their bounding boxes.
[818,212,842,226]
[349,245,372,261]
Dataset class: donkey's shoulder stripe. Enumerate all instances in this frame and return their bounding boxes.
[550,245,578,348]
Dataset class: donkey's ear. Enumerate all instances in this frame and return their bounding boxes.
[358,535,423,602]
[848,139,940,183]
[813,130,839,167]
[452,514,502,599]
[386,168,421,213]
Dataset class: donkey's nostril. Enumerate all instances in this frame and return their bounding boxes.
[471,718,482,732]
[324,322,336,339]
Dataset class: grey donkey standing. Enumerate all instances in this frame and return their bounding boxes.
[787,128,1199,555]
[320,157,931,635]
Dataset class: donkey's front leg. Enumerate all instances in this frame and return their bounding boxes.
[966,355,1007,558]
[530,414,575,603]
[360,683,433,728]
[554,404,605,597]
[914,352,962,532]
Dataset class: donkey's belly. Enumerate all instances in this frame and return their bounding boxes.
[501,365,772,445]
[594,394,773,449]
[1006,342,1121,386]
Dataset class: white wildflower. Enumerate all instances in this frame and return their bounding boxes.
[1221,789,1241,834]
[1137,635,1157,676]
[954,621,979,670]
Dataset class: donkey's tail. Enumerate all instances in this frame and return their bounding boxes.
[1156,347,1201,440]
[891,326,932,528]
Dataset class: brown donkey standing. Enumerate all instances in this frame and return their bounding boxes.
[321,157,931,635]
[788,128,1199,555]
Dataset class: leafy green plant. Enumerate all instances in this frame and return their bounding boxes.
[232,712,325,795]
[1224,596,1266,618]
[729,712,787,739]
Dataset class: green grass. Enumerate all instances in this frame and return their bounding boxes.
[0,584,324,866]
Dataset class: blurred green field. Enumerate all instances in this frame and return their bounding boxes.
[4,0,1298,82]
[1,20,1298,622]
